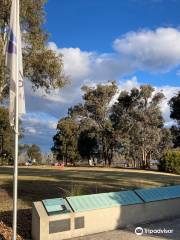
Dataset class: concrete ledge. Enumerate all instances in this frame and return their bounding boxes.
[32,188,180,240]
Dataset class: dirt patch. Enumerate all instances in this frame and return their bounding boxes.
[0,221,23,240]
[0,209,31,240]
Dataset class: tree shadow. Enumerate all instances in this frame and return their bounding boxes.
[0,208,31,240]
[0,178,128,209]
[0,167,180,189]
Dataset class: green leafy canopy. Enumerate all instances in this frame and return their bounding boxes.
[0,0,67,100]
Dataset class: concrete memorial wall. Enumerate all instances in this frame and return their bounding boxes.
[32,185,180,240]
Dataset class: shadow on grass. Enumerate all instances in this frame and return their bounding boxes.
[1,166,180,209]
[0,178,127,208]
[0,167,180,188]
[0,208,31,240]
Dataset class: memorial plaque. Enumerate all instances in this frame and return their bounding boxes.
[67,190,143,212]
[49,219,71,233]
[75,217,84,229]
[135,185,180,202]
[42,198,72,215]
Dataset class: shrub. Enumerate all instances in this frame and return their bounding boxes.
[159,149,180,174]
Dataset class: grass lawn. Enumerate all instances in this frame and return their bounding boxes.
[0,166,180,239]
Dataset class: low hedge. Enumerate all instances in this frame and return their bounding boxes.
[159,149,180,174]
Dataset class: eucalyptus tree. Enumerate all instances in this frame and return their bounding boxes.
[169,91,180,148]
[0,107,14,164]
[78,128,99,164]
[0,0,66,98]
[169,91,180,124]
[52,117,79,165]
[68,82,118,166]
[111,85,168,168]
[0,107,24,163]
[27,144,42,163]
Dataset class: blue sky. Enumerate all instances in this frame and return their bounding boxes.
[45,0,180,52]
[22,0,180,152]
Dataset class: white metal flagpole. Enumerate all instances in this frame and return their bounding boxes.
[12,0,19,239]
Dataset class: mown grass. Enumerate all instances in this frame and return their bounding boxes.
[0,166,180,212]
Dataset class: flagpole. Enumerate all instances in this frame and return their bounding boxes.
[12,0,19,239]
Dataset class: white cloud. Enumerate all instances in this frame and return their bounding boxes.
[119,76,140,91]
[26,127,37,135]
[49,42,135,85]
[61,48,92,79]
[22,114,57,130]
[49,42,93,80]
[114,27,180,72]
[48,28,180,87]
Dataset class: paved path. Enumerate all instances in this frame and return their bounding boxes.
[73,217,180,240]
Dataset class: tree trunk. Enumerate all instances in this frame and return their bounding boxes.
[144,151,147,169]
[142,149,144,169]
[142,148,146,169]
[65,144,68,166]
[133,159,136,168]
[147,151,152,169]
